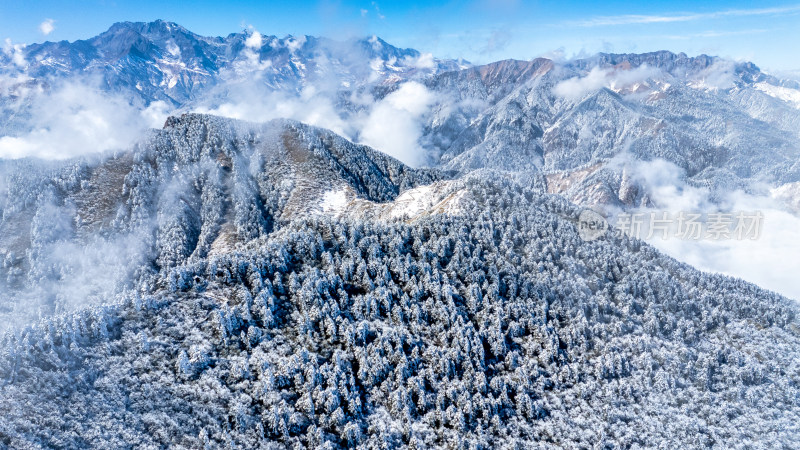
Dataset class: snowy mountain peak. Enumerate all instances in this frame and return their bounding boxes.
[2,20,464,111]
[2,19,800,446]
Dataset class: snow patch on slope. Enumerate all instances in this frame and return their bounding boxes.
[320,188,350,213]
[314,181,467,222]
[388,182,465,219]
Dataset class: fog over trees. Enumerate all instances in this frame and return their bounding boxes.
[1,115,798,448]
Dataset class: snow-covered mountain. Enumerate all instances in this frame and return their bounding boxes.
[421,52,800,210]
[1,114,798,448]
[2,21,800,448]
[0,20,467,139]
[3,20,462,103]
[0,114,441,325]
[4,21,799,214]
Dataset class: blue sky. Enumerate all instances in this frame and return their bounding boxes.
[2,0,799,72]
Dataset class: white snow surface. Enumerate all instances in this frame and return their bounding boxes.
[316,181,466,221]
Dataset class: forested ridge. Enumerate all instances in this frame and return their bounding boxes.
[1,133,798,447]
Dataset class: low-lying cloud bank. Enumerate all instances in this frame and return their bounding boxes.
[0,78,171,159]
[195,78,437,168]
[0,78,437,165]
[357,81,436,167]
[553,65,663,100]
[611,157,800,300]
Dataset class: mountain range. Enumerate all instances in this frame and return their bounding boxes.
[4,21,799,213]
[1,21,799,448]
[5,20,462,103]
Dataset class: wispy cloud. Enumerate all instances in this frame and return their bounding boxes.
[660,28,770,40]
[371,1,386,20]
[620,157,800,301]
[480,29,512,54]
[567,4,800,27]
[0,78,171,159]
[553,64,663,100]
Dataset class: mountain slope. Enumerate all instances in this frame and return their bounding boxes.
[1,24,800,448]
[5,24,800,212]
[0,114,441,328]
[1,169,798,448]
[423,52,800,209]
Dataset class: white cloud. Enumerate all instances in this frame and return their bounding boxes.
[614,157,800,301]
[553,65,662,100]
[405,52,435,70]
[245,30,262,49]
[358,81,435,167]
[648,195,800,301]
[194,82,355,139]
[567,4,800,27]
[3,38,27,67]
[39,18,55,36]
[196,77,438,168]
[554,67,611,100]
[0,80,173,159]
[286,35,306,53]
[233,28,272,73]
[141,100,173,128]
[691,60,736,90]
[0,73,36,101]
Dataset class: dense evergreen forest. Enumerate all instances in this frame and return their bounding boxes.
[1,116,797,447]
